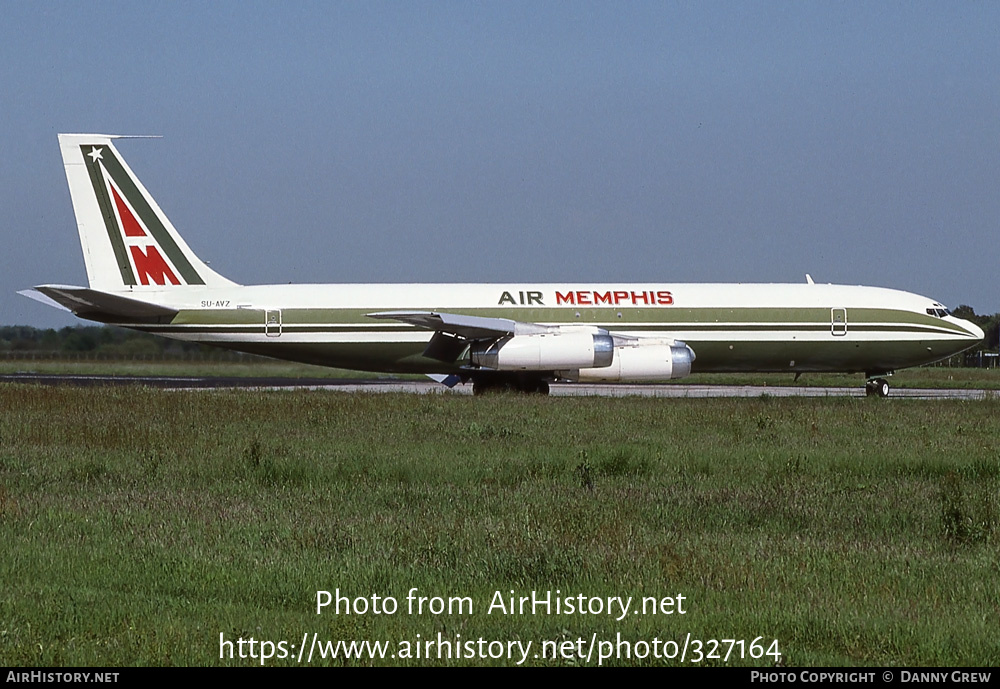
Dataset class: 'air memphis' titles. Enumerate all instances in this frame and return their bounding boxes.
[488,590,687,622]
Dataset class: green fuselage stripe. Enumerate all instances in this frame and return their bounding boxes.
[138,323,957,337]
[164,304,973,336]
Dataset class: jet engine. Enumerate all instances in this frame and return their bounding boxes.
[470,332,615,371]
[562,339,695,382]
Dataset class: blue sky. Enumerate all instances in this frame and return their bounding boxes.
[4,1,999,328]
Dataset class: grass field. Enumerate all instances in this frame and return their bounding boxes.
[0,358,399,379]
[1,385,998,666]
[2,357,999,389]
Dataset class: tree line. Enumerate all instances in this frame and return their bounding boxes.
[0,325,235,359]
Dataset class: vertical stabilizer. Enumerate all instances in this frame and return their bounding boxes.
[58,134,236,291]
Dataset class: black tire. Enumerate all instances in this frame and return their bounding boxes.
[866,378,889,397]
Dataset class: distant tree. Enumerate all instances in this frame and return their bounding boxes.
[0,324,260,361]
[61,327,98,352]
[952,305,976,321]
[982,315,1000,352]
[40,328,60,350]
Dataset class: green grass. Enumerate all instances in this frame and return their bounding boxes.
[1,386,998,666]
[0,358,414,379]
[2,358,998,389]
[678,367,1000,390]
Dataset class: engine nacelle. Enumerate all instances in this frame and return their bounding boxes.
[563,340,695,382]
[470,332,614,371]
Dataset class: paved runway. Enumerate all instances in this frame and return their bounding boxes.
[0,373,992,399]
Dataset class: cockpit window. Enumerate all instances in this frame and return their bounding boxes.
[926,308,951,318]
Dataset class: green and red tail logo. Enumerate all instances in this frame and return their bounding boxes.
[81,144,205,286]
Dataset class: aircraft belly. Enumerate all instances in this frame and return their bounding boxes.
[210,340,449,373]
[688,338,972,374]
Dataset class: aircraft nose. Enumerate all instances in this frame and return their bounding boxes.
[961,319,985,342]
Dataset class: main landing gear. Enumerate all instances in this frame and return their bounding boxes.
[865,376,891,398]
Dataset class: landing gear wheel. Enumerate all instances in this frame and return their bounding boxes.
[865,378,890,397]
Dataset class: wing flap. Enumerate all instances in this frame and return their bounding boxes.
[368,310,548,339]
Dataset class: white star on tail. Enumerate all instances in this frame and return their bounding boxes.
[87,146,103,162]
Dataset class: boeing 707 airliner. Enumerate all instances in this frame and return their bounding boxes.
[20,134,984,396]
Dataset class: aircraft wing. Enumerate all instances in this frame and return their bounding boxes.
[367,310,551,338]
[19,285,178,322]
[367,310,672,377]
[367,310,647,340]
[368,310,560,363]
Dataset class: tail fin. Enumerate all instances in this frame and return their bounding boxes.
[58,134,236,291]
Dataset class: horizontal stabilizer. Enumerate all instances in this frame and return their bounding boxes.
[21,285,178,323]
